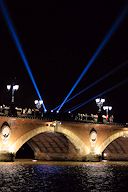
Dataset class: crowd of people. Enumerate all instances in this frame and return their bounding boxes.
[0,104,114,123]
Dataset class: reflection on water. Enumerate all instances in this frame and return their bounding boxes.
[0,161,128,192]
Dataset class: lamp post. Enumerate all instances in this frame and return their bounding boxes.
[34,100,44,118]
[103,106,112,121]
[95,98,105,123]
[95,98,105,112]
[7,83,19,116]
[7,84,19,103]
[34,100,43,109]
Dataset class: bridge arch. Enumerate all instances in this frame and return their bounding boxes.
[10,125,89,156]
[96,129,128,154]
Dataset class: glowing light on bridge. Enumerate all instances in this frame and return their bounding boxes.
[64,77,128,113]
[56,5,128,112]
[95,98,105,112]
[7,83,19,103]
[0,0,47,112]
[103,106,112,120]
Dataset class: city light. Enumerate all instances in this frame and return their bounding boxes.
[95,98,105,112]
[103,106,112,120]
[7,83,19,103]
[34,100,43,109]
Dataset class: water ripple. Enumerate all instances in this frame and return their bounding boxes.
[0,162,128,191]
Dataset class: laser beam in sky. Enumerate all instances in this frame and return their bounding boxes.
[0,0,47,112]
[57,4,128,112]
[64,78,128,113]
[52,59,128,111]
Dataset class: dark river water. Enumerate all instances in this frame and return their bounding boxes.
[0,161,128,192]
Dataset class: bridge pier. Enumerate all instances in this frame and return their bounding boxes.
[0,151,15,162]
[34,151,82,161]
[84,153,102,162]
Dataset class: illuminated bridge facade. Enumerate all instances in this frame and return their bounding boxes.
[0,116,128,161]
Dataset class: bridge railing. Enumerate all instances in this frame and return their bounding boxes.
[0,106,126,126]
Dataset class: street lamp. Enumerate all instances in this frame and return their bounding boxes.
[7,83,19,116]
[34,100,43,109]
[34,100,44,118]
[95,98,105,112]
[95,98,105,123]
[7,84,19,103]
[103,106,112,121]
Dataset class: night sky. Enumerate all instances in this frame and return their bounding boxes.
[0,0,128,123]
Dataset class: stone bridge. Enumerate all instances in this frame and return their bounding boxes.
[0,116,128,161]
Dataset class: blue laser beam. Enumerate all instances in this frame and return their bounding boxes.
[64,78,128,113]
[52,59,128,111]
[0,0,47,112]
[57,4,128,112]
